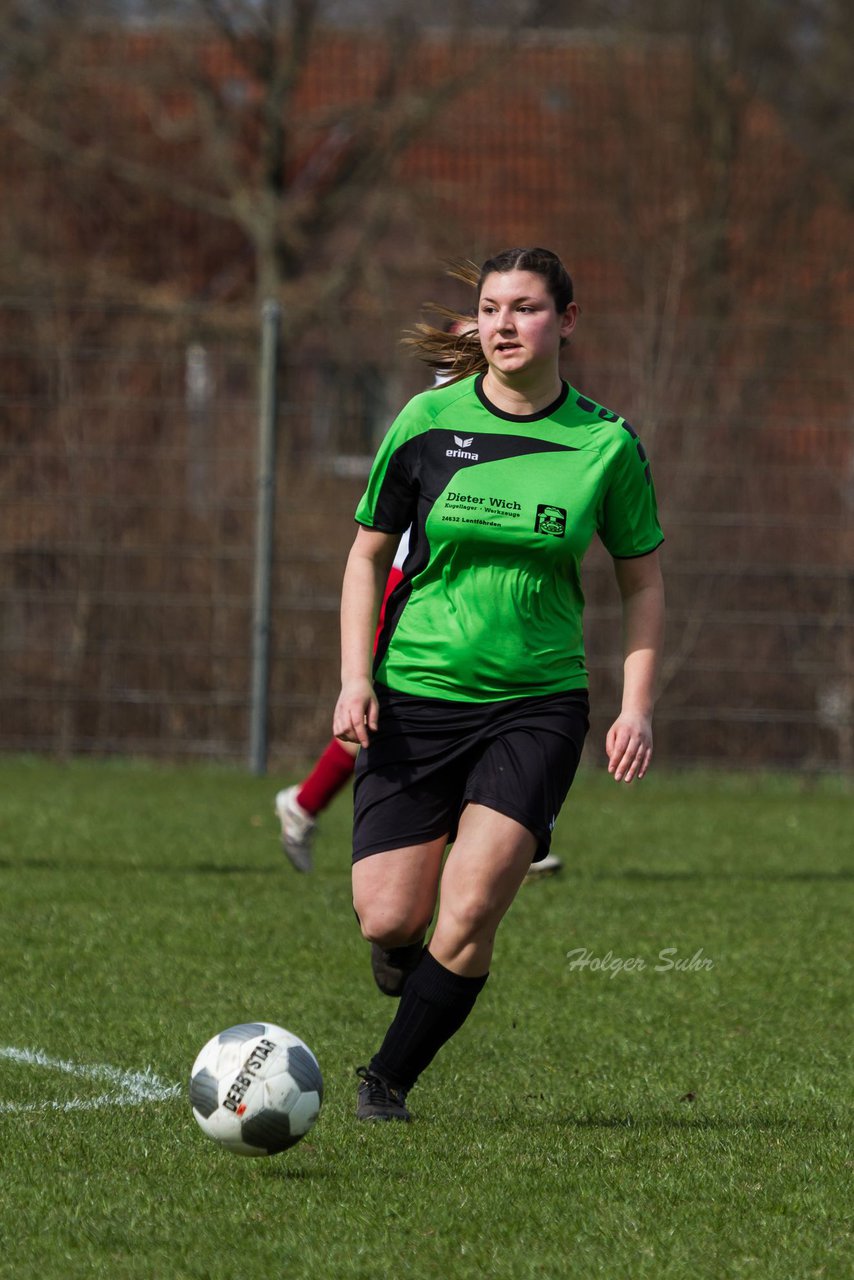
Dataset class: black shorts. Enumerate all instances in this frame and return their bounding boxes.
[352,684,589,864]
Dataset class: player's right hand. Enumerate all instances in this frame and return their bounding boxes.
[333,678,378,749]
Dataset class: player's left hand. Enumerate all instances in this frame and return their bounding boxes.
[606,713,653,783]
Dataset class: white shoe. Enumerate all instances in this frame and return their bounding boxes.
[525,852,563,877]
[274,786,317,873]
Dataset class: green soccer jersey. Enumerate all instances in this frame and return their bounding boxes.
[355,374,663,702]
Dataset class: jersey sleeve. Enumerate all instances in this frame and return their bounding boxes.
[354,397,428,533]
[597,423,664,558]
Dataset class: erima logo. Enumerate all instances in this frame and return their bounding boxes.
[446,434,479,460]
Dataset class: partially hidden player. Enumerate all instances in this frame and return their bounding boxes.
[274,532,409,872]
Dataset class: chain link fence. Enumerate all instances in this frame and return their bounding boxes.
[0,299,851,773]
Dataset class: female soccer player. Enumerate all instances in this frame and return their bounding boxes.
[333,247,665,1121]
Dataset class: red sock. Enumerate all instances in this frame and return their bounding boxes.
[297,739,357,815]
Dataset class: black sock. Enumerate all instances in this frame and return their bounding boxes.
[370,950,488,1092]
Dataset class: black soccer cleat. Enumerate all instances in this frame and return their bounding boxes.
[370,938,425,997]
[355,1066,411,1122]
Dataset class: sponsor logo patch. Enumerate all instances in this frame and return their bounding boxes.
[535,504,567,537]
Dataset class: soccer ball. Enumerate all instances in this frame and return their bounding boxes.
[189,1022,323,1156]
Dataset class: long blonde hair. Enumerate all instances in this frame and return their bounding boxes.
[402,249,575,383]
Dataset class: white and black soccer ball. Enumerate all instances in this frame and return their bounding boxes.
[189,1022,323,1157]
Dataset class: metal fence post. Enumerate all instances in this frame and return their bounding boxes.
[249,299,281,775]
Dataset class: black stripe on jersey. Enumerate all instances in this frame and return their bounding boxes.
[621,421,651,484]
[576,393,619,423]
[420,428,578,498]
[367,430,579,532]
[370,429,579,670]
[372,526,429,675]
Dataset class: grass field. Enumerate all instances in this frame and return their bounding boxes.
[0,756,851,1280]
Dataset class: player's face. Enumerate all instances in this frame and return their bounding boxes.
[478,270,577,379]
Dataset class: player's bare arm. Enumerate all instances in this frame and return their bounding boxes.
[607,548,665,782]
[334,528,399,748]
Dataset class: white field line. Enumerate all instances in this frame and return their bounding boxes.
[0,1045,182,1112]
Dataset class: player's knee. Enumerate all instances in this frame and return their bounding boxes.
[354,900,430,948]
[442,890,500,942]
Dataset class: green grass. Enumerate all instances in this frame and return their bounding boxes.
[0,757,851,1279]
